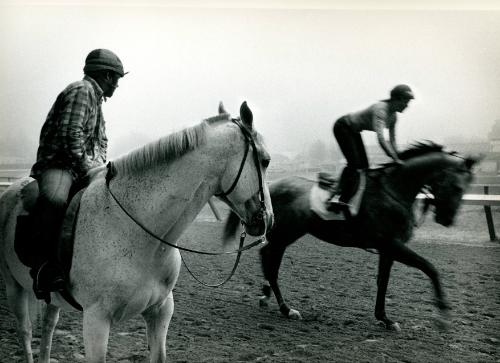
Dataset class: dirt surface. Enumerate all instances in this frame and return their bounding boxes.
[1,205,499,362]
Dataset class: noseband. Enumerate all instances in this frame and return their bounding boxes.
[214,118,267,223]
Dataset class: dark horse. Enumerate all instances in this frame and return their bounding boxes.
[224,142,481,330]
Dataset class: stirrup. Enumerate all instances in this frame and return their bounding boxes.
[326,197,350,212]
[30,262,66,303]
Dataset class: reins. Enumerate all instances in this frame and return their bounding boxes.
[414,186,433,227]
[380,164,434,227]
[180,230,248,287]
[104,117,267,286]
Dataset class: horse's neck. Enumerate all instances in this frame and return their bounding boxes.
[388,152,455,202]
[112,150,218,242]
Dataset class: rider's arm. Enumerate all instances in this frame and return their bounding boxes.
[95,110,108,166]
[58,86,92,175]
[373,106,400,162]
[388,121,398,155]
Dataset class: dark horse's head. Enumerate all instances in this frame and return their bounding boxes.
[427,154,481,226]
[397,141,483,227]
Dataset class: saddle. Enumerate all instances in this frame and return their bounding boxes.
[310,171,367,221]
[15,179,85,279]
[13,174,101,310]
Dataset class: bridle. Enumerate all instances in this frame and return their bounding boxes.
[215,118,267,223]
[380,166,434,227]
[104,117,268,287]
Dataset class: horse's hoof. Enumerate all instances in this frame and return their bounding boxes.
[259,296,270,308]
[387,322,401,332]
[287,309,302,320]
[433,316,452,331]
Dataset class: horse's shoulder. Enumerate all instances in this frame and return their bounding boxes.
[270,176,312,202]
[271,176,313,192]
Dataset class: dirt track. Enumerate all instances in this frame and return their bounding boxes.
[1,206,499,362]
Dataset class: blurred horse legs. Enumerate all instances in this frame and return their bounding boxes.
[375,254,400,331]
[142,292,174,363]
[381,240,451,327]
[260,242,301,319]
[83,308,111,363]
[39,304,60,363]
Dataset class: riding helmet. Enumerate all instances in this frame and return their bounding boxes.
[390,84,414,100]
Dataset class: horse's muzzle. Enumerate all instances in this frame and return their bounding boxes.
[435,214,454,227]
[245,209,273,236]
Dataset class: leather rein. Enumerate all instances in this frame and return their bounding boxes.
[104,118,267,287]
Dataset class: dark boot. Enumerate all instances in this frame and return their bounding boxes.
[29,196,67,302]
[338,167,360,204]
[327,167,358,212]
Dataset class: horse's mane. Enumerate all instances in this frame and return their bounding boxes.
[113,114,230,176]
[398,140,444,161]
[376,140,444,169]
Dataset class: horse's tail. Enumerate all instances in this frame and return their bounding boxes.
[222,211,241,249]
[0,179,44,329]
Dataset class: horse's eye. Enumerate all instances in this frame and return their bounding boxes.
[262,159,270,168]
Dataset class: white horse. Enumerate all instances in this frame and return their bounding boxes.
[0,102,273,363]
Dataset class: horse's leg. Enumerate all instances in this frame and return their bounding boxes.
[374,254,401,331]
[5,281,34,363]
[83,308,111,363]
[382,240,451,328]
[141,291,174,363]
[38,303,60,363]
[260,243,301,319]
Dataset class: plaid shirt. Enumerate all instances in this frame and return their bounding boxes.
[31,76,108,180]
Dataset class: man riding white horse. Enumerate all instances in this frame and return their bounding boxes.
[28,49,127,301]
[329,84,414,210]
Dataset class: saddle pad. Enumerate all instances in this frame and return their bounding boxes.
[58,189,85,277]
[15,179,85,276]
[310,171,367,220]
[310,184,346,221]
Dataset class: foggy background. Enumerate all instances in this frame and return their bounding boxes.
[1,0,499,164]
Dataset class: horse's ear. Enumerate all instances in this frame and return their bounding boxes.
[218,101,227,115]
[465,153,485,170]
[240,101,253,130]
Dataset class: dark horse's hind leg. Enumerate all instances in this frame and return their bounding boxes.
[380,240,451,328]
[260,243,301,319]
[375,254,401,331]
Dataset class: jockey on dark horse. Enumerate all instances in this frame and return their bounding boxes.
[329,84,414,209]
[27,49,127,301]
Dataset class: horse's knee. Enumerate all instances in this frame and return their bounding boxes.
[43,305,60,329]
[16,323,33,341]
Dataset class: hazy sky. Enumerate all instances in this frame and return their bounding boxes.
[1,0,499,158]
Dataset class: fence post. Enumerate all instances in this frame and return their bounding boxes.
[484,186,497,242]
